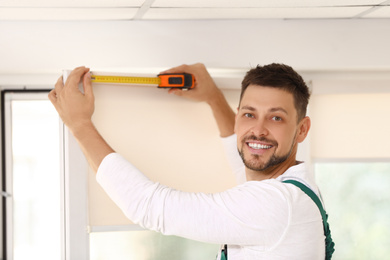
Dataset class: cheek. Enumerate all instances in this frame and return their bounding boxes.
[235,119,250,135]
[272,125,297,147]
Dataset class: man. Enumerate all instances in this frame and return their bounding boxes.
[49,63,331,259]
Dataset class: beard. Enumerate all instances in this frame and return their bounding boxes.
[238,134,295,172]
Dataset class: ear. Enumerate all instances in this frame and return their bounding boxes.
[296,116,311,143]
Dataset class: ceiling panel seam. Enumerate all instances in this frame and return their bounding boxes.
[353,5,385,17]
[133,0,156,20]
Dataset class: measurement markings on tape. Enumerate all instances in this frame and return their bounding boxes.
[91,75,161,85]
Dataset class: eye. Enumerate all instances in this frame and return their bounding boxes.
[272,116,282,122]
[244,113,254,118]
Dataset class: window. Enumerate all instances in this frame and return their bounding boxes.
[90,230,219,260]
[315,162,390,259]
[2,91,61,260]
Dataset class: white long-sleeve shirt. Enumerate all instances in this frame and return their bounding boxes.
[96,135,325,259]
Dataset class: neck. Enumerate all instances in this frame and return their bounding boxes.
[245,148,299,181]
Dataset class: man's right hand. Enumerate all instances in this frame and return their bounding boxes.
[161,63,221,105]
[162,63,236,137]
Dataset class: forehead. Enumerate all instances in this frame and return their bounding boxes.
[240,85,296,114]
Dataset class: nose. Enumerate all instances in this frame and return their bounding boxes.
[251,118,269,137]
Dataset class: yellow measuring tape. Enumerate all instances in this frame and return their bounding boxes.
[91,73,195,89]
[91,75,161,85]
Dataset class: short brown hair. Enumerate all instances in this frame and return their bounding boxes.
[240,63,310,122]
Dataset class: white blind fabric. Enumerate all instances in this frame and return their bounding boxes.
[310,93,390,159]
[88,85,239,226]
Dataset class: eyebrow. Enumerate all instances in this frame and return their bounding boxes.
[269,107,288,115]
[240,105,256,111]
[240,105,288,115]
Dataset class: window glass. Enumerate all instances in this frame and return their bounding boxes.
[90,230,219,260]
[315,162,390,259]
[11,99,61,260]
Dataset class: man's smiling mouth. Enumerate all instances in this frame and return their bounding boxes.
[247,142,273,150]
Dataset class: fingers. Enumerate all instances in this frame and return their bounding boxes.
[168,88,183,96]
[54,75,64,94]
[48,89,57,103]
[82,71,94,98]
[51,66,92,104]
[168,87,196,100]
[50,75,65,104]
[65,66,90,89]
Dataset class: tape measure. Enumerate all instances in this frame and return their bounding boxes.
[91,73,195,89]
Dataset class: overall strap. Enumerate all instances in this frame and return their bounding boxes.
[220,244,227,260]
[283,180,335,259]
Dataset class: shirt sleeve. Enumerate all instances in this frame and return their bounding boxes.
[96,153,291,247]
[220,134,246,184]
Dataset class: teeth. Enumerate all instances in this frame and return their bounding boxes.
[248,143,272,149]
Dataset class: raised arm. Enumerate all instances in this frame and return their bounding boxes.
[162,63,236,137]
[48,66,114,173]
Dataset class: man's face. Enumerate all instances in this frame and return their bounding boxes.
[235,85,300,172]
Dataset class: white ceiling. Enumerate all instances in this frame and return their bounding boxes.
[1,0,390,20]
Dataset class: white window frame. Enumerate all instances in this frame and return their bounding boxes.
[1,89,89,260]
[60,121,90,260]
